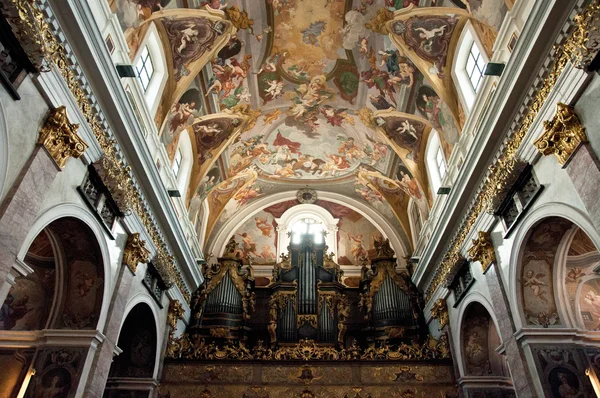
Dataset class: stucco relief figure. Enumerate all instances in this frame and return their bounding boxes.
[523,270,549,303]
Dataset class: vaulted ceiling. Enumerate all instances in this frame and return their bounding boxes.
[112,0,509,261]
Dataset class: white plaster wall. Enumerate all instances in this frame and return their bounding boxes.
[0,77,50,203]
[575,73,600,158]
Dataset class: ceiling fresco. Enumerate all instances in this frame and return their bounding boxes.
[112,0,509,259]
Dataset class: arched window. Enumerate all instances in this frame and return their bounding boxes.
[291,218,325,245]
[425,130,446,197]
[133,23,167,116]
[452,21,489,111]
[173,130,193,195]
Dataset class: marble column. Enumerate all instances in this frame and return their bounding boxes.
[565,143,600,234]
[82,264,135,397]
[485,264,537,397]
[0,146,59,299]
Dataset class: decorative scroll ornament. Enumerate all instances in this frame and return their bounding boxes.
[430,299,449,330]
[563,0,600,70]
[297,315,318,329]
[223,236,239,258]
[120,234,148,274]
[424,2,597,303]
[467,231,496,273]
[365,8,394,35]
[443,253,467,288]
[168,300,185,331]
[167,335,451,361]
[483,160,528,214]
[373,236,395,259]
[322,246,342,282]
[225,103,261,132]
[0,0,56,70]
[272,252,292,282]
[93,155,132,213]
[38,106,87,168]
[534,103,587,166]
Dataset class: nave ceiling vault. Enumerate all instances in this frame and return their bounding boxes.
[113,0,509,263]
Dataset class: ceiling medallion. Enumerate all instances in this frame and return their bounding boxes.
[297,189,317,204]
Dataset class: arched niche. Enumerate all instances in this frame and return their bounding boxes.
[0,217,105,397]
[461,302,509,377]
[1,217,105,332]
[104,303,158,396]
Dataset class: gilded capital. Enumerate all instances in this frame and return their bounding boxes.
[430,299,449,330]
[467,231,496,273]
[534,103,587,166]
[122,232,150,273]
[38,106,87,168]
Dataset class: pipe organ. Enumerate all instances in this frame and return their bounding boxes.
[188,235,426,348]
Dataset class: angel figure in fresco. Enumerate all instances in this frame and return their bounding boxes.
[415,25,447,53]
[255,217,273,237]
[0,291,32,330]
[238,233,257,257]
[325,154,351,174]
[397,171,429,217]
[168,101,197,135]
[417,86,459,145]
[188,175,217,223]
[523,270,549,303]
[234,187,262,207]
[365,134,389,165]
[355,182,383,203]
[337,137,366,162]
[260,245,276,262]
[566,267,585,283]
[584,291,600,330]
[348,233,367,264]
[200,0,227,10]
[75,271,102,298]
[321,106,352,127]
[265,79,284,100]
[464,331,484,361]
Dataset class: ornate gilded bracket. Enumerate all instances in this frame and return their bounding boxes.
[38,106,88,168]
[534,103,587,166]
[430,298,449,330]
[93,155,132,212]
[442,253,467,288]
[467,231,497,273]
[122,232,150,273]
[153,250,176,288]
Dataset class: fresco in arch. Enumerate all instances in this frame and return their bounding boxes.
[0,232,55,331]
[115,0,173,33]
[227,116,392,181]
[521,218,573,326]
[415,85,459,155]
[232,209,278,265]
[461,0,508,32]
[578,278,600,331]
[189,165,222,225]
[395,159,429,217]
[230,199,383,266]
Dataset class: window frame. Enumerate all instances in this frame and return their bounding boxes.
[135,46,154,93]
[465,42,485,92]
[172,147,183,179]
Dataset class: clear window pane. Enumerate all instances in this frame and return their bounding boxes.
[465,43,484,93]
[135,46,154,93]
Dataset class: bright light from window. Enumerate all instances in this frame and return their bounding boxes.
[172,148,182,178]
[465,42,485,92]
[291,218,324,244]
[135,46,154,92]
[436,147,446,180]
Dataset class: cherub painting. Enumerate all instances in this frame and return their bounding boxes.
[255,217,273,237]
[523,269,549,303]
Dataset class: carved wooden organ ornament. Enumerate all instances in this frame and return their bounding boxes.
[182,234,431,357]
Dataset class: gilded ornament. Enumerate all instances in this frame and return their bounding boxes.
[430,299,449,330]
[373,236,395,259]
[209,327,231,339]
[153,250,177,288]
[467,231,496,273]
[223,236,239,258]
[122,232,150,273]
[168,300,185,331]
[93,155,133,212]
[0,0,56,70]
[21,0,192,302]
[534,103,587,166]
[425,2,594,302]
[38,106,87,168]
[297,315,318,329]
[224,6,254,34]
[563,0,600,70]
